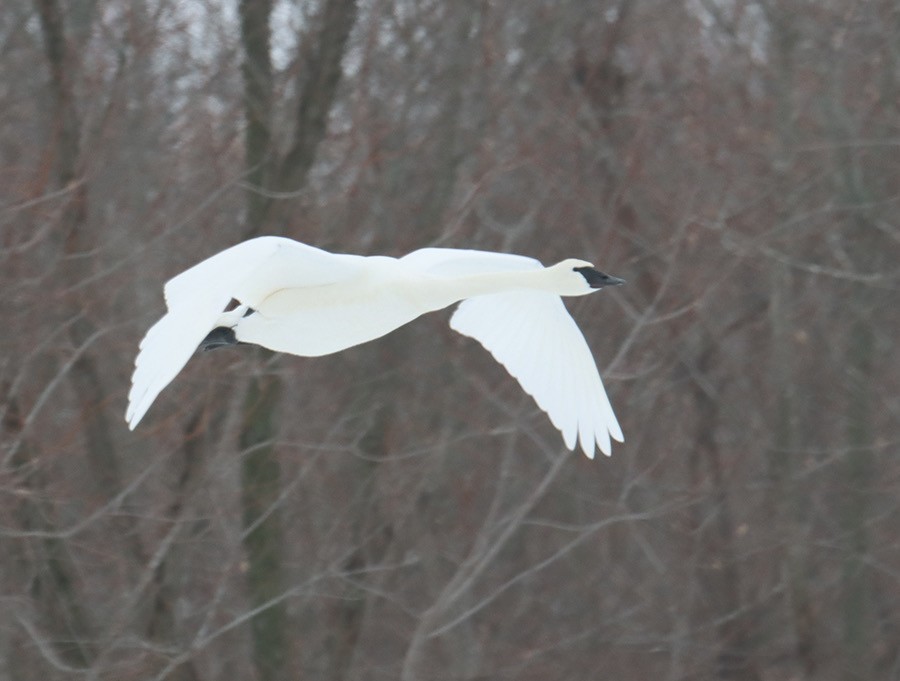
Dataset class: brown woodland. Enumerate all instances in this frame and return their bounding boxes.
[1,1,899,679]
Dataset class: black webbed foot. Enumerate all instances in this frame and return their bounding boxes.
[199,326,239,351]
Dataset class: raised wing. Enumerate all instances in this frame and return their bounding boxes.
[126,237,354,429]
[450,290,623,458]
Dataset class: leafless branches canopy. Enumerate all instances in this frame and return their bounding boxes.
[1,1,899,679]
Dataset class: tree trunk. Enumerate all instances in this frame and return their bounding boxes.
[236,1,359,679]
[29,0,137,669]
[840,312,873,681]
[688,338,761,681]
[768,263,817,678]
[35,0,121,496]
[240,373,287,681]
[238,0,274,232]
[827,79,880,679]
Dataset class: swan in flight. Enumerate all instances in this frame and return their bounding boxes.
[126,237,625,457]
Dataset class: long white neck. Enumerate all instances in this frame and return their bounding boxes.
[415,268,559,313]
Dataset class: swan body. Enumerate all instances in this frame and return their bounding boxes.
[126,237,625,458]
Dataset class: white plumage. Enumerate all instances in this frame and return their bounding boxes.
[126,236,624,458]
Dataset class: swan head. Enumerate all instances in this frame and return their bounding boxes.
[552,259,625,296]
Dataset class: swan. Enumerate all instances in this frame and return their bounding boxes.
[126,237,625,458]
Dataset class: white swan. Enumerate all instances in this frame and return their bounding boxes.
[126,237,625,457]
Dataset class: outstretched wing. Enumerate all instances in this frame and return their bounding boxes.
[126,237,354,429]
[450,290,622,458]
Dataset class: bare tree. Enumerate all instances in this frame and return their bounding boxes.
[236,1,358,679]
[2,1,899,679]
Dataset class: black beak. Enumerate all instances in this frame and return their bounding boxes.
[574,267,626,289]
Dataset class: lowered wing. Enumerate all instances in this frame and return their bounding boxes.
[450,290,622,458]
[402,247,622,458]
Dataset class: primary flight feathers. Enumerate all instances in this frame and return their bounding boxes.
[126,237,624,458]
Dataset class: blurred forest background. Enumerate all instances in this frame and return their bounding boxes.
[1,1,899,679]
